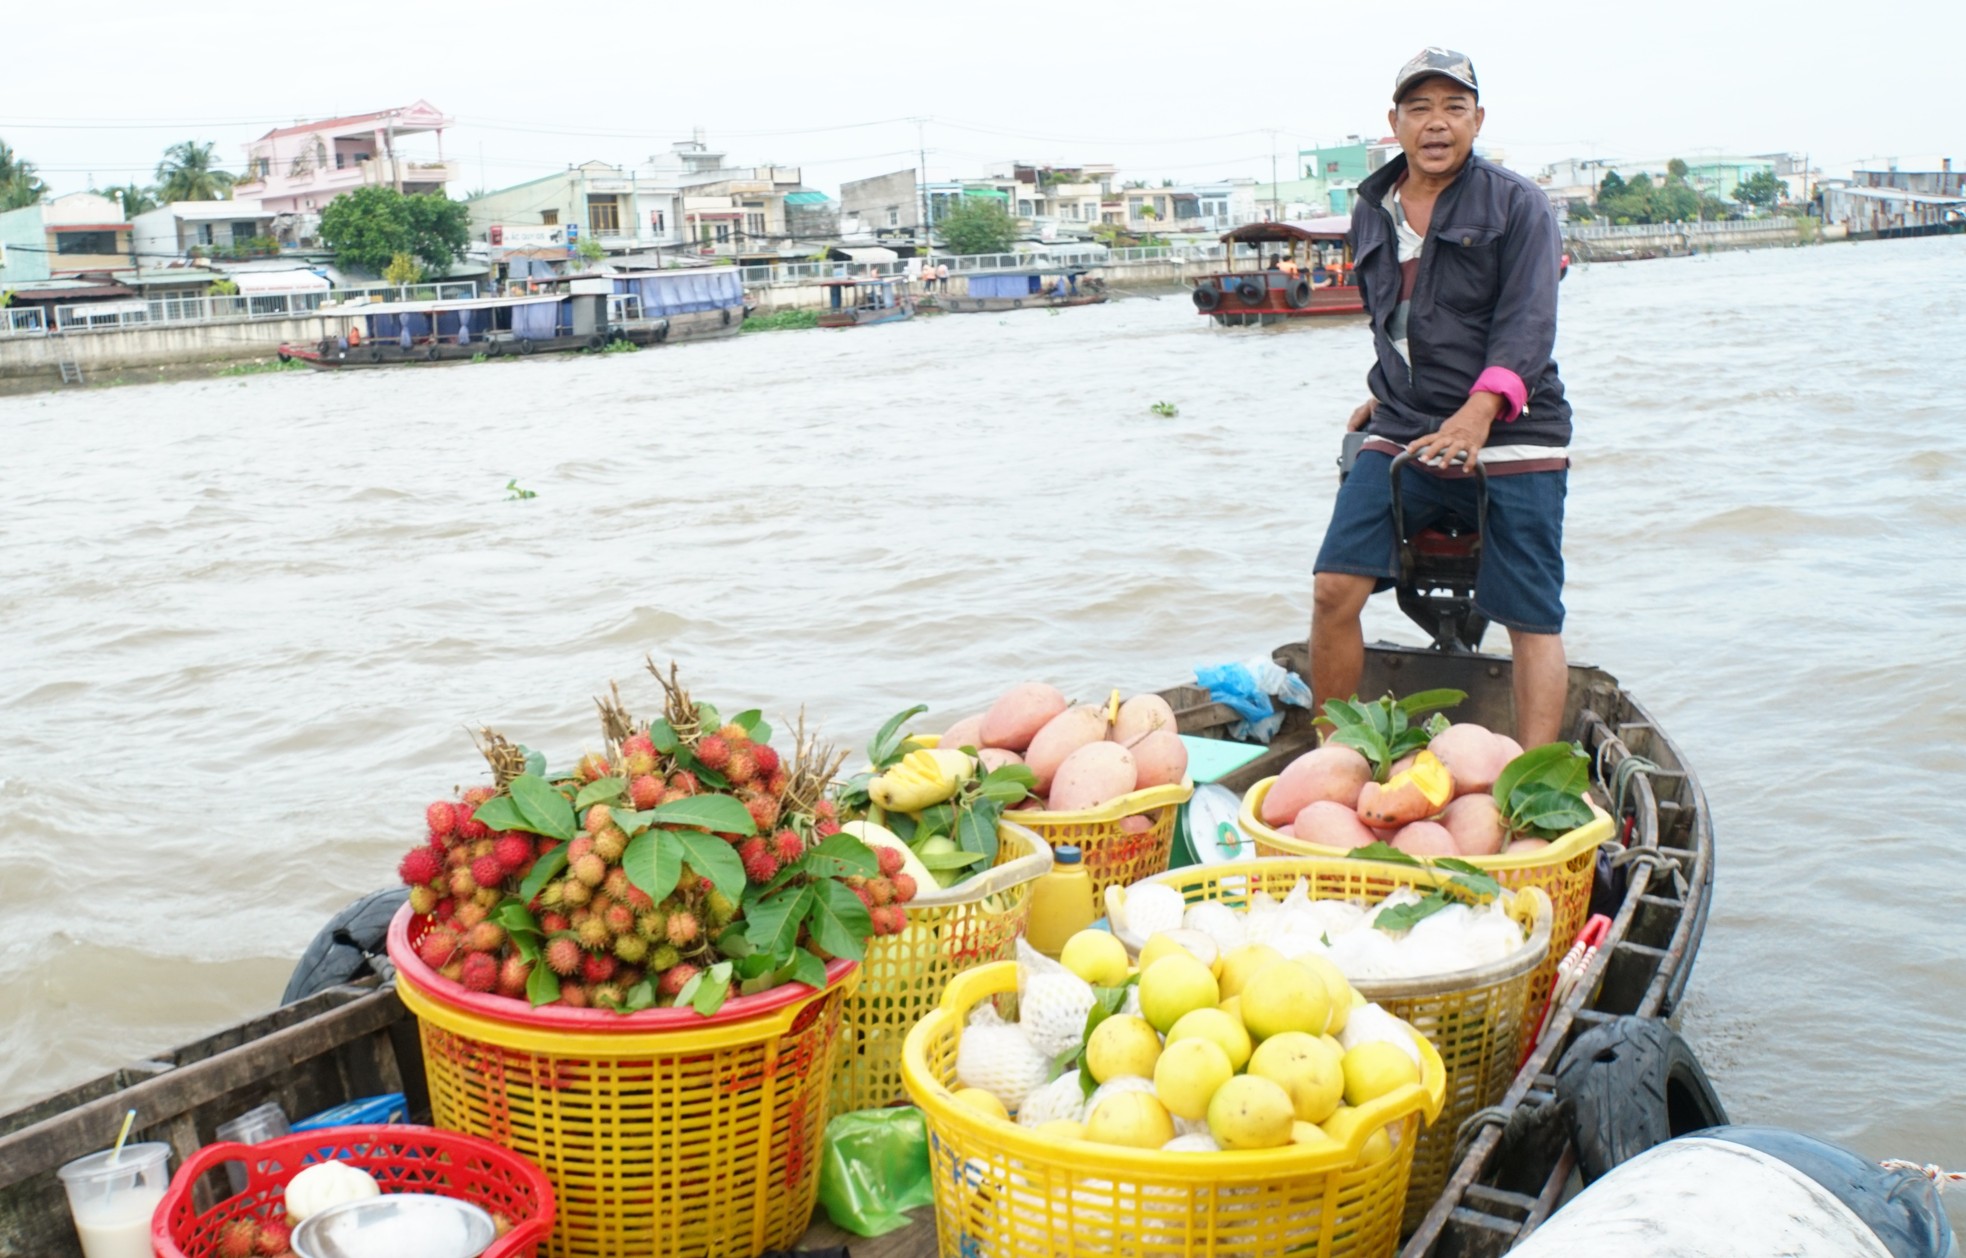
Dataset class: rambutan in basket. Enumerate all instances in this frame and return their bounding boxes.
[387,905,858,1258]
[830,820,1052,1115]
[154,1124,553,1258]
[1238,778,1614,1018]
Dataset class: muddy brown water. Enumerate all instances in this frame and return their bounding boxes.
[3,237,1963,1186]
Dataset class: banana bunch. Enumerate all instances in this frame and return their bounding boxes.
[868,748,976,813]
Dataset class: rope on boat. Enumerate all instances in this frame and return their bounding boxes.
[1608,845,1689,897]
[1450,1104,1516,1170]
[1880,1160,1965,1192]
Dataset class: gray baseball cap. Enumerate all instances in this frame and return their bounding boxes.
[1393,47,1479,102]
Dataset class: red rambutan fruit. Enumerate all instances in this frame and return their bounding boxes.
[659,963,700,998]
[545,935,583,976]
[561,876,593,908]
[815,799,838,822]
[425,801,458,839]
[604,867,632,899]
[872,905,908,936]
[494,834,532,874]
[576,916,612,951]
[572,853,607,888]
[867,877,896,907]
[417,928,461,969]
[726,750,759,787]
[744,793,780,832]
[557,982,589,1008]
[409,885,439,915]
[694,734,732,770]
[216,1218,259,1258]
[254,1216,291,1257]
[497,955,531,999]
[540,911,570,934]
[816,819,842,838]
[455,901,489,929]
[398,846,442,887]
[433,896,456,921]
[454,805,491,841]
[591,828,627,864]
[581,952,617,985]
[765,769,790,797]
[751,744,781,778]
[470,854,506,891]
[583,804,614,834]
[891,873,918,903]
[575,752,611,783]
[629,774,663,809]
[603,901,637,937]
[465,921,506,953]
[874,846,905,878]
[715,722,752,746]
[567,835,595,863]
[591,981,627,1009]
[448,867,479,900]
[460,952,499,992]
[614,933,649,964]
[851,884,876,910]
[739,838,778,884]
[669,770,701,796]
[665,911,701,947]
[620,731,656,761]
[772,829,805,866]
[621,884,654,913]
[462,784,495,806]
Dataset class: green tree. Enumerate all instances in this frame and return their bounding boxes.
[383,252,423,286]
[208,279,239,296]
[1595,170,1626,200]
[317,186,470,275]
[1666,157,1690,180]
[155,141,237,201]
[96,182,159,218]
[0,139,48,211]
[935,197,1018,254]
[574,236,606,267]
[1733,170,1789,209]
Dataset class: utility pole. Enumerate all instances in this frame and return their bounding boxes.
[1269,130,1282,222]
[915,117,932,238]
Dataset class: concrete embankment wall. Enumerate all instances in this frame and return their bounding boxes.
[0,316,336,380]
[748,257,1212,314]
[1564,219,1812,261]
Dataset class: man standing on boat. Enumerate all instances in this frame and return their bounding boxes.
[1309,47,1573,747]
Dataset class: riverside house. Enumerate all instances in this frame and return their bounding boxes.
[234,101,457,243]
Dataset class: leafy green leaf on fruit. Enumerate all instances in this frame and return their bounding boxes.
[508,774,576,841]
[692,962,733,1016]
[788,949,829,993]
[623,979,656,1012]
[799,830,880,880]
[574,777,626,810]
[915,803,955,841]
[521,747,548,778]
[695,702,721,732]
[648,719,679,754]
[646,794,756,836]
[1394,688,1468,717]
[955,801,1001,863]
[518,845,570,904]
[915,848,986,872]
[609,806,648,837]
[1492,742,1588,809]
[1348,841,1423,867]
[744,885,812,956]
[672,830,747,901]
[885,812,918,843]
[493,900,541,937]
[806,879,873,961]
[470,793,524,834]
[869,705,930,769]
[622,831,682,903]
[1373,891,1453,933]
[526,964,561,1007]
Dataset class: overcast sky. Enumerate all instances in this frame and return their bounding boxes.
[3,0,1955,200]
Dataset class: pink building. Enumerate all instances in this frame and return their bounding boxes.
[235,101,457,217]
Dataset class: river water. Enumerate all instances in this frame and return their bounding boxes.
[3,237,1962,1178]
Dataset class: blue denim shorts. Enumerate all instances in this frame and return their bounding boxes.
[1313,450,1568,634]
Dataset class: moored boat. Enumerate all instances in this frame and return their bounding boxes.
[0,639,1711,1257]
[938,270,1108,314]
[1194,217,1365,326]
[816,276,915,327]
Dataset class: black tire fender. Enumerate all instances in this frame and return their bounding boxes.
[1192,282,1220,311]
[1236,278,1266,306]
[280,887,409,1005]
[586,333,604,350]
[1555,1015,1729,1184]
[277,349,291,363]
[486,338,503,357]
[368,345,385,363]
[520,337,536,354]
[721,308,732,326]
[654,322,670,344]
[1285,279,1313,309]
[426,345,442,361]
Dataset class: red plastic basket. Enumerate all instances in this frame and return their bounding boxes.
[153,1124,554,1258]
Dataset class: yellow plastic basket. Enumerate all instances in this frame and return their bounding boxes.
[1239,778,1612,1015]
[832,820,1053,1115]
[902,961,1446,1258]
[1107,857,1551,1233]
[911,734,1194,906]
[391,912,857,1258]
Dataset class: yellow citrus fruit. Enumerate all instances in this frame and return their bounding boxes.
[1138,953,1219,1034]
[1341,1041,1420,1107]
[952,1088,1009,1121]
[1238,961,1333,1041]
[1296,955,1353,1035]
[1322,1105,1396,1166]
[1138,929,1221,976]
[1217,943,1286,999]
[1085,1014,1162,1084]
[1219,994,1243,1024]
[1153,1037,1234,1121]
[1035,1118,1087,1142]
[1247,1031,1345,1125]
[1060,930,1131,987]
[1205,1075,1295,1150]
[1166,1007,1252,1071]
[1291,1120,1341,1152]
[1085,1091,1176,1149]
[1137,933,1187,973]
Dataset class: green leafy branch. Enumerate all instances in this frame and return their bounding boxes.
[1492,741,1595,842]
[1346,843,1504,932]
[1320,689,1466,780]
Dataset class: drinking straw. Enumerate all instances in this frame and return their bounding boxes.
[105,1109,137,1167]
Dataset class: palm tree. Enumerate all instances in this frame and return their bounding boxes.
[155,141,237,202]
[97,182,160,218]
[0,139,49,211]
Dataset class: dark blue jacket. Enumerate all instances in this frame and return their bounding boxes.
[1350,153,1572,448]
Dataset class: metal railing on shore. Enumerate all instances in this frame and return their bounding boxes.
[1,282,483,337]
[1565,218,1799,240]
[2,307,47,337]
[735,243,1236,288]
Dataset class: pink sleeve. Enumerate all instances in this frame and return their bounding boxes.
[1471,366,1527,421]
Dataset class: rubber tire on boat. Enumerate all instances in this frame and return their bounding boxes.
[280,887,409,1005]
[426,345,442,361]
[1236,278,1266,306]
[486,338,503,357]
[721,308,732,326]
[367,345,384,363]
[1192,283,1221,311]
[277,349,291,363]
[586,334,605,350]
[520,337,536,354]
[1555,1015,1729,1185]
[654,322,669,344]
[1284,279,1314,309]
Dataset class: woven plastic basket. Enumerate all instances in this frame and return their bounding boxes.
[903,961,1444,1258]
[1239,779,1612,1014]
[155,1124,553,1258]
[1108,857,1550,1233]
[911,733,1194,904]
[387,907,856,1258]
[833,820,1052,1114]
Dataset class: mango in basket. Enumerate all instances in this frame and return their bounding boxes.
[1356,750,1454,827]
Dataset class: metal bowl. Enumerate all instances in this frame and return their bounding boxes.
[290,1192,496,1258]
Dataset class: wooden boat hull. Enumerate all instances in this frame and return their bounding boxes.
[1195,271,1365,324]
[938,293,1109,314]
[281,307,743,368]
[0,641,1712,1258]
[817,305,913,328]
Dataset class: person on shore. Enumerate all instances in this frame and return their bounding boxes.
[936,261,950,292]
[1308,47,1574,748]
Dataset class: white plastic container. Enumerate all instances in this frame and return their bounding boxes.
[56,1141,171,1258]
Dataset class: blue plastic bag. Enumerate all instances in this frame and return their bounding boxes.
[1195,658,1314,744]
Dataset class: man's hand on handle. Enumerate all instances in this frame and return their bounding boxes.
[1347,398,1378,432]
[1406,392,1506,469]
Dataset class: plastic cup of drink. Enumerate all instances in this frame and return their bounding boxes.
[56,1141,171,1258]
[215,1102,291,1195]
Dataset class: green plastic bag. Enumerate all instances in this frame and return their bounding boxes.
[816,1106,934,1236]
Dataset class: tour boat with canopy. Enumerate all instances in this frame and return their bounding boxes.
[1193,216,1365,326]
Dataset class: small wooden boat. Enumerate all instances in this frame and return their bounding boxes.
[938,270,1108,314]
[816,277,914,328]
[1195,217,1365,326]
[0,639,1710,1256]
[280,271,746,368]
